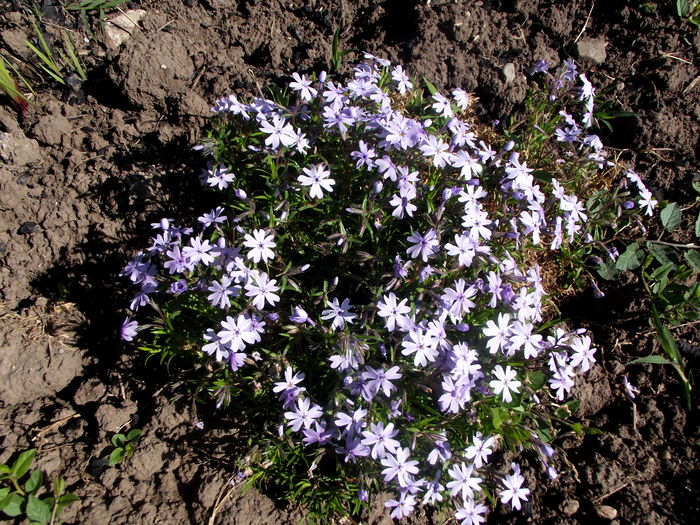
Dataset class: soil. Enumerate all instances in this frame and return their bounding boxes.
[1,0,699,524]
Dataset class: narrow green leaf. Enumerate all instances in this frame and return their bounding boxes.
[630,354,672,365]
[11,449,36,479]
[423,77,438,96]
[660,202,681,232]
[582,426,604,435]
[51,477,64,497]
[26,495,51,523]
[695,214,700,238]
[492,407,503,430]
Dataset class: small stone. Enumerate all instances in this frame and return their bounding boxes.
[576,37,607,65]
[102,9,147,49]
[15,172,31,185]
[0,130,41,166]
[502,62,516,83]
[594,504,618,520]
[562,499,579,516]
[18,222,37,235]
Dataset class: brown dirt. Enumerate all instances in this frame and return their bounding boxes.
[1,0,698,523]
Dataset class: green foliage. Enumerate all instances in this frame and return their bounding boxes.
[677,0,700,27]
[0,449,79,524]
[0,55,31,112]
[121,58,657,521]
[66,0,131,12]
[108,429,142,466]
[26,19,65,85]
[624,190,700,408]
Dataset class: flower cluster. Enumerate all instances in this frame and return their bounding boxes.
[121,55,653,522]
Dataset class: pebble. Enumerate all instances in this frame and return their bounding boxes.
[562,499,579,516]
[502,62,516,83]
[576,37,607,65]
[18,222,37,235]
[594,504,618,520]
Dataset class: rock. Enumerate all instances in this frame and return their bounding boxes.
[0,130,41,166]
[103,9,147,49]
[594,504,618,520]
[576,37,607,65]
[562,499,579,516]
[32,113,72,146]
[502,62,516,83]
[18,222,37,235]
[0,106,20,133]
[112,32,195,111]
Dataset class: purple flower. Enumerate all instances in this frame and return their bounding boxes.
[170,279,187,294]
[529,59,550,75]
[120,317,139,342]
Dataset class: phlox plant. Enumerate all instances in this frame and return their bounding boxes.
[119,54,654,523]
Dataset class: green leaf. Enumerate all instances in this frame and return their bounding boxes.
[569,422,583,436]
[24,469,42,494]
[596,260,619,281]
[692,180,700,196]
[647,242,675,266]
[615,243,642,271]
[423,77,438,96]
[684,250,700,273]
[582,426,604,435]
[492,407,504,430]
[660,202,681,232]
[111,434,126,448]
[51,477,64,497]
[108,448,125,466]
[11,449,36,479]
[0,493,24,517]
[0,488,9,499]
[630,354,672,365]
[26,495,51,523]
[126,429,142,442]
[527,370,547,390]
[57,492,79,509]
[695,214,700,238]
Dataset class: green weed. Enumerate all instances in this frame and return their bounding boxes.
[0,449,79,524]
[108,428,142,466]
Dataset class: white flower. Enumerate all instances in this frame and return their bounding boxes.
[489,365,522,403]
[259,116,296,150]
[244,272,280,309]
[321,297,357,330]
[376,292,411,332]
[243,229,276,264]
[297,163,335,199]
[499,463,530,510]
[406,229,439,262]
